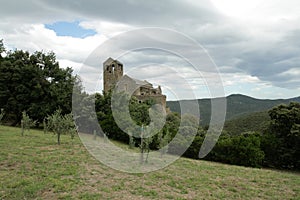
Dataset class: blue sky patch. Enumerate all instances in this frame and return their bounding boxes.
[45,21,97,38]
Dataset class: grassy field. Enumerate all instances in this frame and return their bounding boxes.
[0,125,299,199]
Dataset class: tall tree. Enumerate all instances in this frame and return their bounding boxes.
[262,102,300,169]
[0,43,76,125]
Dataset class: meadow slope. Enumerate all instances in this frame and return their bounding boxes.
[0,126,299,199]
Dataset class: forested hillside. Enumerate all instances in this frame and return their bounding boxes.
[167,94,300,125]
[223,111,270,135]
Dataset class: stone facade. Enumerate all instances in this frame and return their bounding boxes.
[103,57,123,93]
[103,57,166,108]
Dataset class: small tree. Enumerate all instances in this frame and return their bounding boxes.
[43,118,48,134]
[21,111,36,136]
[64,113,77,140]
[139,125,153,164]
[144,135,153,164]
[158,129,171,157]
[47,110,76,145]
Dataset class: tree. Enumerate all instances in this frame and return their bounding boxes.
[0,44,76,125]
[206,132,264,167]
[46,109,76,145]
[0,39,5,58]
[95,91,129,142]
[262,102,300,169]
[73,85,98,134]
[135,124,159,164]
[164,112,180,139]
[158,129,171,157]
[95,91,154,143]
[20,111,36,136]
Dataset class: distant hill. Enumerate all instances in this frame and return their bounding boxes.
[167,94,300,125]
[223,111,270,135]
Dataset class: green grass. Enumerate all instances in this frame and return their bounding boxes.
[0,125,299,199]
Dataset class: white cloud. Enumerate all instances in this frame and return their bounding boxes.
[79,21,133,37]
[281,68,300,76]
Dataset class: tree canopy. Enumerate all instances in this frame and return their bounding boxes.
[0,41,76,125]
[262,102,300,169]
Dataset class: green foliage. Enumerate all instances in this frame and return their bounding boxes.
[46,109,76,144]
[168,114,199,157]
[169,126,197,155]
[92,90,299,169]
[165,112,180,138]
[158,129,171,157]
[224,111,270,135]
[96,92,129,142]
[72,80,98,134]
[129,97,152,126]
[95,91,172,163]
[207,133,265,167]
[64,112,77,140]
[262,102,300,169]
[182,128,205,159]
[96,91,154,143]
[21,111,36,136]
[0,44,77,125]
[0,39,5,56]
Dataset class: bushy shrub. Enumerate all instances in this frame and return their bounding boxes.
[206,133,264,168]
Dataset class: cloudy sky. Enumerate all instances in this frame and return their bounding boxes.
[1,0,300,100]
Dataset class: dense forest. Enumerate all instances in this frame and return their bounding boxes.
[0,40,299,170]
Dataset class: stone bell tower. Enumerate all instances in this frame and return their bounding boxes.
[103,57,123,93]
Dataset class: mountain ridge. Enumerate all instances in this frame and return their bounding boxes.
[166,94,300,125]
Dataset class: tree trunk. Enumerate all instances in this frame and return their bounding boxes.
[21,120,24,136]
[57,133,60,145]
[140,138,144,164]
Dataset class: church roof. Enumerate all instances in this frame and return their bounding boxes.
[123,74,152,87]
[103,57,123,66]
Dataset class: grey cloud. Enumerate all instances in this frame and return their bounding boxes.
[1,0,220,26]
[231,29,300,88]
[1,0,300,92]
